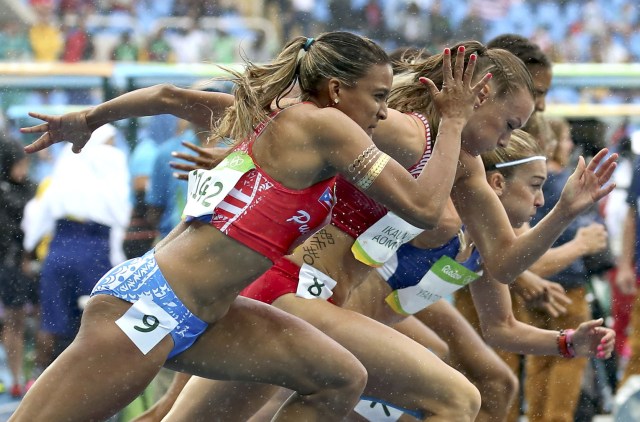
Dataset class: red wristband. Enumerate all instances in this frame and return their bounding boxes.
[565,329,576,357]
[557,330,575,358]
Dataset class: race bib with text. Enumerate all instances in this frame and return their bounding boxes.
[385,256,479,315]
[183,151,255,218]
[352,212,424,267]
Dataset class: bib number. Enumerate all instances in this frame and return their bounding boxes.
[116,295,179,355]
[183,151,255,218]
[295,264,338,300]
[385,256,479,315]
[352,211,424,267]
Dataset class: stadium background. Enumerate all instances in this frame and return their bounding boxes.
[0,0,638,420]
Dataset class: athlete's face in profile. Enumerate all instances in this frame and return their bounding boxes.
[529,64,552,113]
[336,63,392,137]
[497,160,547,228]
[461,87,534,156]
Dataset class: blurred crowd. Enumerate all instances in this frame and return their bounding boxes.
[0,0,638,65]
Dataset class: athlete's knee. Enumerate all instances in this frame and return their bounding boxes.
[457,379,482,421]
[434,376,481,421]
[307,358,367,414]
[329,356,368,397]
[476,366,518,413]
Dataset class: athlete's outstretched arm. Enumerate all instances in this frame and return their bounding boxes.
[21,84,233,153]
[454,150,617,283]
[469,271,614,358]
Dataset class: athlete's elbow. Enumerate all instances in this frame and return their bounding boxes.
[155,84,182,108]
[405,210,439,230]
[481,325,511,349]
[410,202,447,230]
[483,262,518,285]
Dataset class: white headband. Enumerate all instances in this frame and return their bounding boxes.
[494,156,547,169]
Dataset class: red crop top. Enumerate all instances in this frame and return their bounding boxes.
[330,112,432,238]
[189,105,337,262]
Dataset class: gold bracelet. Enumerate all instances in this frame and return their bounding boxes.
[355,153,390,190]
[355,149,381,178]
[348,145,378,173]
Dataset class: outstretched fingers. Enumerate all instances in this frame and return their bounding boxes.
[594,152,618,182]
[181,140,207,155]
[585,148,610,172]
[595,327,615,359]
[471,70,492,95]
[23,134,54,154]
[419,76,439,99]
[20,112,57,154]
[453,45,466,83]
[442,47,453,86]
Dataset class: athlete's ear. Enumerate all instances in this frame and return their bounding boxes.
[486,171,505,196]
[327,78,341,105]
[474,83,491,109]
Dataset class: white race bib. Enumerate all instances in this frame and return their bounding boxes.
[115,295,179,355]
[183,151,255,218]
[295,263,338,300]
[385,256,479,315]
[352,212,424,267]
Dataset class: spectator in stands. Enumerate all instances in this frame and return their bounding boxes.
[142,27,175,63]
[145,118,200,239]
[207,28,237,63]
[168,19,209,63]
[111,30,139,61]
[522,118,609,422]
[21,124,131,372]
[242,29,274,63]
[121,116,168,260]
[57,0,96,19]
[361,0,386,41]
[0,138,38,397]
[616,145,640,392]
[396,2,428,47]
[604,135,635,361]
[28,6,63,62]
[62,18,94,62]
[0,22,32,61]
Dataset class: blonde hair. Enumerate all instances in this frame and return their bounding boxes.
[213,31,389,144]
[388,40,535,136]
[482,129,545,178]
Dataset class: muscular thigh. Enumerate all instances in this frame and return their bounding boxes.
[274,295,466,405]
[168,296,356,392]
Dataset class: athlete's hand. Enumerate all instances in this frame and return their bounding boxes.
[556,149,618,219]
[20,110,94,154]
[419,45,492,123]
[170,141,229,180]
[571,318,615,359]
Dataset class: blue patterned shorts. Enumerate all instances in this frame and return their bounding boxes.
[92,250,208,359]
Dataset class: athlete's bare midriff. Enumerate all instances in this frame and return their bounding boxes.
[154,221,272,323]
